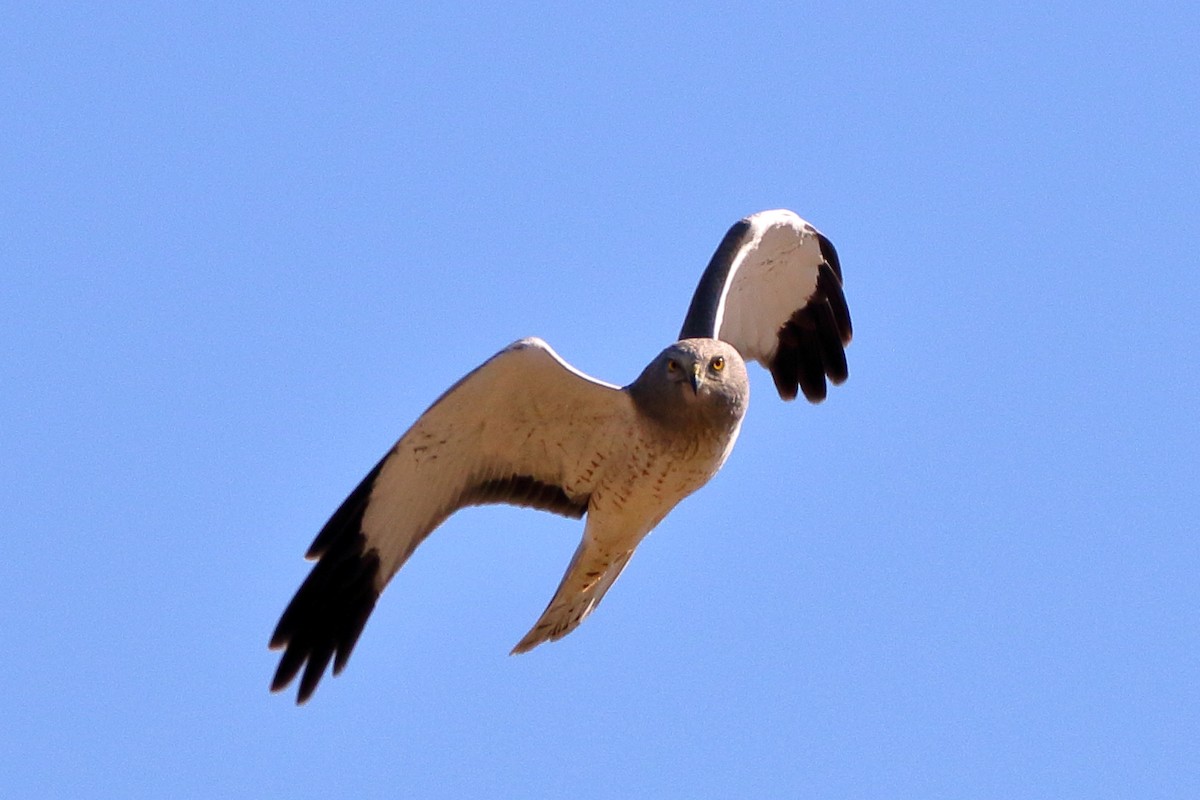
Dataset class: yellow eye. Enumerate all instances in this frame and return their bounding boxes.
[711,356,725,371]
[667,359,679,372]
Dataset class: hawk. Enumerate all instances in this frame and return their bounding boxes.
[270,209,853,703]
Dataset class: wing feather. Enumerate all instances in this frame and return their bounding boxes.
[270,337,631,702]
[679,209,853,402]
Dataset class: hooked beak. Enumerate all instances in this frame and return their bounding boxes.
[688,362,703,394]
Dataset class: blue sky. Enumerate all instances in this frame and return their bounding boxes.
[2,3,1197,798]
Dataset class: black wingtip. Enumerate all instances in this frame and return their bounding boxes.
[768,259,852,404]
[271,458,387,704]
[269,537,382,704]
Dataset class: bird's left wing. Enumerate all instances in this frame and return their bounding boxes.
[269,337,630,703]
[678,209,853,402]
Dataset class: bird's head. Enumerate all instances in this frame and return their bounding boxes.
[628,338,749,429]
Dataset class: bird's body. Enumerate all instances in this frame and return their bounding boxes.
[513,338,748,652]
[270,209,853,703]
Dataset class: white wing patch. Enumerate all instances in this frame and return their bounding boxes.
[716,210,824,367]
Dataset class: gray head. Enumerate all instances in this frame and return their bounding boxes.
[627,338,749,432]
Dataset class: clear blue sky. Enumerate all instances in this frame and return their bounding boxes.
[2,3,1197,798]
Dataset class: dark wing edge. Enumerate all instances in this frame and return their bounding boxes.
[770,236,853,403]
[269,457,386,704]
[678,219,754,341]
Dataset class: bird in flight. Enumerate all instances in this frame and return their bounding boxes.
[270,209,853,703]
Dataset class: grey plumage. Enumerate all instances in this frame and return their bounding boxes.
[270,209,852,703]
[627,339,748,431]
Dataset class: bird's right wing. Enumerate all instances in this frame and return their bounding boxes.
[678,209,852,402]
[269,337,631,703]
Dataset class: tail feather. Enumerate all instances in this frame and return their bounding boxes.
[510,539,634,654]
